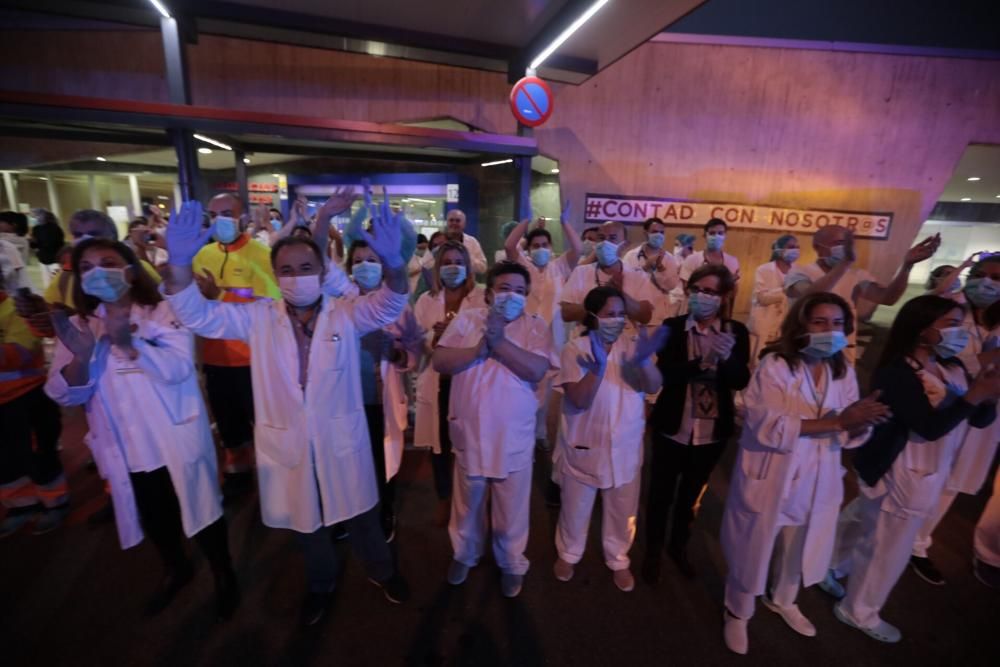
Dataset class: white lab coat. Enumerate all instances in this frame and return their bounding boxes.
[950,312,1000,494]
[412,286,486,453]
[722,354,869,596]
[44,302,221,550]
[375,307,423,481]
[165,280,407,533]
[748,261,790,361]
[462,233,488,275]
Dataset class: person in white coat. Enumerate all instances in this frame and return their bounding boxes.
[828,295,1000,643]
[433,262,558,598]
[163,199,411,628]
[444,208,488,275]
[622,217,680,324]
[43,238,238,620]
[413,241,486,524]
[552,285,665,592]
[668,233,695,317]
[747,235,799,363]
[720,292,889,654]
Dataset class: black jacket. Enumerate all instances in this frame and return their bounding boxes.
[854,357,997,487]
[649,315,751,443]
[31,222,65,265]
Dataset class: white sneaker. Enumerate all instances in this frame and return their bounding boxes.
[447,560,470,586]
[761,597,817,637]
[501,573,524,598]
[612,568,635,592]
[818,570,846,599]
[723,610,749,655]
[553,558,574,582]
[833,603,901,643]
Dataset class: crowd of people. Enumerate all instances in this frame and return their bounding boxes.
[2,185,999,655]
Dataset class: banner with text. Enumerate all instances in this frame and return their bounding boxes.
[584,194,892,240]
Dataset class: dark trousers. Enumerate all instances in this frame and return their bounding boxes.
[0,385,64,489]
[365,404,396,521]
[431,376,453,500]
[294,505,395,593]
[203,364,255,450]
[645,434,726,553]
[130,467,232,577]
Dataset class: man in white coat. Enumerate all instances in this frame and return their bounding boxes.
[163,199,411,627]
[445,208,488,275]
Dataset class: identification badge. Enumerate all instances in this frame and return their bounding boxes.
[691,379,719,419]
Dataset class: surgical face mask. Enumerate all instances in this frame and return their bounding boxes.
[530,247,551,268]
[439,264,467,289]
[688,292,721,320]
[213,216,239,244]
[271,220,282,232]
[647,232,665,250]
[933,326,971,359]
[595,316,626,344]
[801,331,848,358]
[595,240,620,267]
[415,247,427,258]
[279,274,322,306]
[782,248,800,263]
[820,244,847,268]
[351,261,383,290]
[706,234,725,251]
[946,279,962,294]
[965,277,1000,309]
[81,266,130,303]
[492,291,526,322]
[581,240,595,256]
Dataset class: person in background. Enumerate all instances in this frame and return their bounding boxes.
[44,238,238,619]
[444,209,488,275]
[668,233,696,317]
[0,236,25,291]
[784,226,939,364]
[415,230,448,302]
[643,264,750,584]
[552,286,665,592]
[679,218,741,290]
[828,295,999,643]
[433,261,557,598]
[414,242,485,524]
[125,219,169,269]
[29,209,65,288]
[0,211,31,264]
[720,292,889,655]
[748,235,799,362]
[623,217,680,324]
[924,252,983,303]
[407,233,429,294]
[495,220,521,265]
[578,225,602,264]
[0,266,67,538]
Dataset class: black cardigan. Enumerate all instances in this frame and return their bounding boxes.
[853,357,997,487]
[649,315,751,443]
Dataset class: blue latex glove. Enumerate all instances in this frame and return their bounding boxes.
[398,209,417,264]
[343,178,373,251]
[363,187,403,269]
[166,201,215,266]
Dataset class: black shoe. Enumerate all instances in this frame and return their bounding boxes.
[369,573,411,604]
[214,569,241,621]
[973,557,1000,590]
[641,556,662,586]
[909,555,946,586]
[300,591,333,627]
[331,523,350,541]
[87,502,114,527]
[144,562,195,616]
[382,514,396,544]
[668,547,697,580]
[221,473,254,504]
[545,480,562,508]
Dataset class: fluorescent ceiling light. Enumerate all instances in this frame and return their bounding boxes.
[243,158,251,164]
[481,159,513,167]
[960,197,971,201]
[193,134,232,150]
[198,147,213,154]
[550,168,560,173]
[96,156,107,162]
[967,176,981,181]
[406,197,436,204]
[272,173,281,178]
[530,0,610,70]
[148,0,171,19]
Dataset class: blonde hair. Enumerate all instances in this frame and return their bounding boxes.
[432,241,476,295]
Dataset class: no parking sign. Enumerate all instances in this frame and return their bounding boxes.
[509,76,553,127]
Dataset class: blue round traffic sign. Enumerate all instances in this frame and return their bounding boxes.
[510,76,554,128]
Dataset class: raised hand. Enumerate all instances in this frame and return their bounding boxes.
[317,185,357,222]
[51,309,96,361]
[362,186,403,268]
[165,200,214,267]
[632,325,669,366]
[843,230,857,263]
[905,234,939,266]
[578,330,608,375]
[838,390,892,430]
[560,200,572,226]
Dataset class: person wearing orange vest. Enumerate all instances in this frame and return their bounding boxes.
[0,268,67,537]
[195,193,280,498]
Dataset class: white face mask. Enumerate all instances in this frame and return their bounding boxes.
[279,275,322,306]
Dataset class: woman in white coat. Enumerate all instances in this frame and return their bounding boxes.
[720,292,889,654]
[748,234,799,363]
[413,241,485,523]
[44,239,238,619]
[163,200,411,628]
[552,286,664,592]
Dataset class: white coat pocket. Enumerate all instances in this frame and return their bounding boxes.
[884,467,945,519]
[255,422,302,468]
[324,410,368,458]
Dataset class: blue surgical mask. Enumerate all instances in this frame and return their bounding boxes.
[688,292,721,320]
[947,279,962,295]
[213,216,239,244]
[81,266,130,303]
[801,331,848,358]
[595,316,626,343]
[965,277,1000,309]
[933,326,971,359]
[530,247,551,268]
[492,292,526,321]
[782,248,800,263]
[647,232,665,250]
[351,260,383,290]
[595,240,620,267]
[439,265,467,289]
[820,244,847,268]
[706,234,725,251]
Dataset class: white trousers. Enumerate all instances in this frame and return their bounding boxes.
[449,465,532,575]
[554,471,641,571]
[975,468,1000,567]
[724,523,807,619]
[911,488,958,558]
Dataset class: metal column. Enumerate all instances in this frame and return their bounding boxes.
[45,174,61,221]
[160,14,201,203]
[512,124,534,221]
[2,172,17,210]
[88,174,100,209]
[234,149,249,208]
[128,174,142,217]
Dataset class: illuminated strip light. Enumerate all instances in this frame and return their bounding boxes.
[405,197,437,204]
[193,134,232,150]
[529,0,610,70]
[481,159,514,167]
[148,0,171,19]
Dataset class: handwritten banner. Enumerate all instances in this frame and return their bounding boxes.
[584,193,892,240]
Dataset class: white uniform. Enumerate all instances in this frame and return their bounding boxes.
[462,232,488,275]
[622,246,679,325]
[561,263,657,335]
[412,286,486,453]
[44,302,221,549]
[721,355,869,618]
[439,307,558,575]
[748,261,791,362]
[0,239,26,290]
[668,251,693,317]
[679,250,740,283]
[554,333,652,570]
[165,280,407,533]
